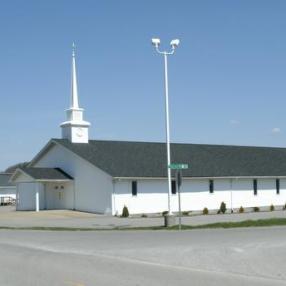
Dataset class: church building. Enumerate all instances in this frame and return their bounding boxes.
[10,47,286,215]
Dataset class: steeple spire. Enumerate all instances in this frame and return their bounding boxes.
[60,43,90,143]
[71,42,79,109]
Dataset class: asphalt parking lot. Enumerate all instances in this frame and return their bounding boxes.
[0,227,286,286]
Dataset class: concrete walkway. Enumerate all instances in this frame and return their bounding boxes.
[0,206,286,229]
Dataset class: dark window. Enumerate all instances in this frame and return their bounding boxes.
[253,179,257,195]
[171,180,177,194]
[209,180,214,193]
[276,179,280,195]
[132,181,137,196]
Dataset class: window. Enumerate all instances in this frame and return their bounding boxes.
[171,180,177,195]
[209,180,214,193]
[253,179,257,195]
[132,181,137,196]
[276,179,280,195]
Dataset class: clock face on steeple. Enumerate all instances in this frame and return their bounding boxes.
[76,127,84,137]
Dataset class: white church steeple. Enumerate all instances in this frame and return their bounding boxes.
[60,43,90,143]
[71,43,79,109]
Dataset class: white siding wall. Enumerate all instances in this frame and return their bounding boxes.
[114,178,286,215]
[45,182,74,210]
[33,144,113,214]
[16,182,44,211]
[114,180,169,215]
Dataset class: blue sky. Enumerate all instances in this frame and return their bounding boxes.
[1,0,286,170]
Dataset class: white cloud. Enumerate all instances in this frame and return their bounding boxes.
[230,119,240,125]
[272,127,281,134]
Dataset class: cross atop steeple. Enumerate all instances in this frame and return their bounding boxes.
[60,43,91,143]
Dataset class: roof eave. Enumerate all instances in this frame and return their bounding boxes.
[9,168,34,183]
[112,175,286,180]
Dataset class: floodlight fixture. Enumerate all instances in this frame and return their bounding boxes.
[151,38,161,48]
[170,39,180,49]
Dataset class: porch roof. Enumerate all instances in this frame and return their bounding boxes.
[15,167,73,182]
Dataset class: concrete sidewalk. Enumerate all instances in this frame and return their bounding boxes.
[0,206,286,229]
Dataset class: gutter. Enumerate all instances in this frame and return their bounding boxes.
[112,175,286,180]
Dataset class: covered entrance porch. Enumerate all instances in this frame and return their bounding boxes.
[10,167,74,211]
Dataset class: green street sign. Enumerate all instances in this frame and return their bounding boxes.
[168,163,189,170]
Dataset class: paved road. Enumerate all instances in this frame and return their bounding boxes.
[0,227,286,285]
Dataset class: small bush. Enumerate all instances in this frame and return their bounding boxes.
[270,204,275,212]
[203,207,209,215]
[141,213,147,218]
[239,206,244,213]
[253,206,260,212]
[182,211,190,216]
[283,203,286,210]
[121,205,129,217]
[217,210,221,214]
[219,201,227,214]
[162,211,168,216]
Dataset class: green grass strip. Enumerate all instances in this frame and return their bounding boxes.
[0,218,286,231]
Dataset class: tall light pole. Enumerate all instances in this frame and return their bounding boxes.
[151,38,180,215]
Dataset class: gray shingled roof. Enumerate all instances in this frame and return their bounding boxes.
[53,139,286,178]
[20,167,73,181]
[0,173,15,187]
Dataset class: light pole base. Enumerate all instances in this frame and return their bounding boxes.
[164,214,176,227]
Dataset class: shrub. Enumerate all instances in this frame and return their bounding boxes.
[141,213,147,218]
[219,201,227,214]
[239,206,244,213]
[182,211,190,216]
[203,207,209,215]
[283,203,286,210]
[270,204,275,212]
[121,205,129,217]
[253,206,260,212]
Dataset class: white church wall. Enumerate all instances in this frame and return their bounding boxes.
[44,182,74,210]
[179,179,232,211]
[114,180,169,215]
[114,178,233,215]
[231,178,286,209]
[32,143,113,214]
[278,179,286,205]
[114,177,286,215]
[16,182,44,211]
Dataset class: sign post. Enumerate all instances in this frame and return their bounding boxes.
[176,170,182,230]
[168,163,189,230]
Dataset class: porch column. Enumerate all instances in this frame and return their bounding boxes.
[35,183,40,212]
